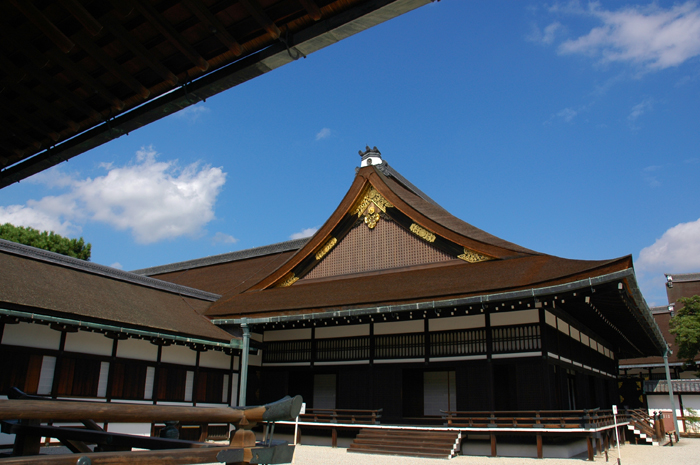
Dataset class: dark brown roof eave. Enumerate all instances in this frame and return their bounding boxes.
[0,306,241,349]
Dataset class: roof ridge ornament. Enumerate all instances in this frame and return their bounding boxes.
[359,146,383,167]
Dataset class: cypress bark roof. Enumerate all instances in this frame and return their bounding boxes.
[0,239,232,344]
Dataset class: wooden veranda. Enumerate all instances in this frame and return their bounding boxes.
[280,407,657,460]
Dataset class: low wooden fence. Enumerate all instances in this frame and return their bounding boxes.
[299,408,381,424]
[442,408,626,429]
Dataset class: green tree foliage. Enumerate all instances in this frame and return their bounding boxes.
[0,223,91,261]
[669,295,700,371]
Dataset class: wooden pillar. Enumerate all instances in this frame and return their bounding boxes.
[586,435,594,461]
[597,434,602,454]
[13,420,41,456]
[604,432,609,451]
[424,316,430,363]
[536,433,543,459]
[331,427,337,448]
[490,433,497,457]
[485,310,495,410]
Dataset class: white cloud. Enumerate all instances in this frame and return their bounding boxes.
[212,232,238,245]
[528,21,564,44]
[290,227,318,240]
[110,262,123,270]
[558,2,700,70]
[315,128,332,141]
[557,107,578,122]
[0,204,77,236]
[0,147,227,244]
[637,218,700,273]
[173,104,210,123]
[628,98,653,121]
[642,165,662,187]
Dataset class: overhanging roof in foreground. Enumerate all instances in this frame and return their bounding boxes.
[0,0,431,188]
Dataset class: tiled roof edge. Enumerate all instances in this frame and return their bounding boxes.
[644,379,700,394]
[131,238,310,276]
[666,272,700,283]
[0,239,220,302]
[375,162,441,206]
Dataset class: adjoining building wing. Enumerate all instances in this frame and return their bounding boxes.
[0,239,242,433]
[0,238,231,344]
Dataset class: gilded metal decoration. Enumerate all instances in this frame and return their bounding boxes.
[315,237,338,261]
[364,206,381,229]
[458,248,492,263]
[352,187,393,229]
[352,187,393,217]
[409,223,436,242]
[276,272,299,288]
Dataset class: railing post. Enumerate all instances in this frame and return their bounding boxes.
[488,412,497,428]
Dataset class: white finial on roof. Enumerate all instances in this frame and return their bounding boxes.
[359,146,383,167]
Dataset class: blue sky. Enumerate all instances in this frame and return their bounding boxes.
[2,1,699,306]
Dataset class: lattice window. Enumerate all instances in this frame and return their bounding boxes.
[316,336,370,362]
[430,328,487,357]
[375,333,425,359]
[303,218,453,280]
[491,324,541,353]
[263,340,312,364]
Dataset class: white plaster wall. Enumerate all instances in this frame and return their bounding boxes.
[230,373,239,407]
[2,322,61,349]
[64,330,112,356]
[199,349,231,369]
[184,371,194,402]
[116,338,158,361]
[96,361,110,397]
[248,349,262,367]
[557,319,569,335]
[545,311,556,327]
[490,309,538,327]
[106,423,152,436]
[647,394,692,432]
[315,324,369,339]
[264,328,311,342]
[37,355,56,395]
[430,314,484,331]
[160,344,197,366]
[374,319,424,335]
[570,327,580,341]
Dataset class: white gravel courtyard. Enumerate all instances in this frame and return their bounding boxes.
[291,438,700,465]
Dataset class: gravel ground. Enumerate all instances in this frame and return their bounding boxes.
[292,438,700,465]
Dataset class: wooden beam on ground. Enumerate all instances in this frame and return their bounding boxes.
[181,0,242,55]
[0,396,302,424]
[130,0,209,71]
[0,443,295,465]
[238,0,281,39]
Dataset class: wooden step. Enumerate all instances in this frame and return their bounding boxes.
[351,441,455,450]
[348,448,450,459]
[348,428,461,459]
